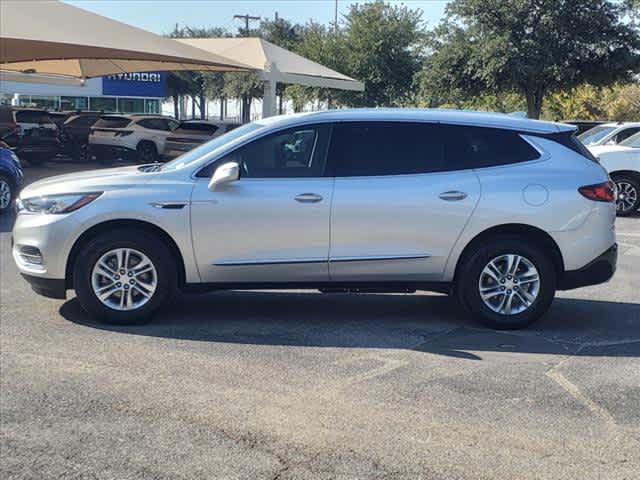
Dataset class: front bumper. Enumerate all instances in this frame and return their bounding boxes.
[21,273,66,299]
[558,243,617,290]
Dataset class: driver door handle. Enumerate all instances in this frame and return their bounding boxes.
[294,193,323,203]
[439,191,468,201]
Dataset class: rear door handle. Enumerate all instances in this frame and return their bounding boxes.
[294,193,323,203]
[439,191,468,201]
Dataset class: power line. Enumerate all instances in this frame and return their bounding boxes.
[233,14,261,35]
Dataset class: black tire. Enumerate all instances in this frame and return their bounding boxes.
[611,174,640,217]
[73,229,177,325]
[136,141,157,164]
[456,235,557,330]
[0,175,14,213]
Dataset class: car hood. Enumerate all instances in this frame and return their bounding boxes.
[20,165,157,198]
[588,145,632,156]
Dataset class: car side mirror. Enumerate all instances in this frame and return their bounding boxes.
[208,162,240,191]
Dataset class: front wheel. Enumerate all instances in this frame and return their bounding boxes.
[73,229,177,324]
[612,175,640,217]
[456,236,557,329]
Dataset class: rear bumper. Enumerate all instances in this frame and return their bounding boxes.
[558,243,617,290]
[21,273,66,299]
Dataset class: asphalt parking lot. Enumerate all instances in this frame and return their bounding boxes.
[1,160,639,480]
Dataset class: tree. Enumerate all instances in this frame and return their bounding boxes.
[425,0,640,118]
[167,26,232,119]
[223,72,263,123]
[339,1,425,107]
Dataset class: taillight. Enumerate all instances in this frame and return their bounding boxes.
[578,181,616,203]
[114,130,133,137]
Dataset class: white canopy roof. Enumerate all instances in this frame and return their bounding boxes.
[177,37,364,92]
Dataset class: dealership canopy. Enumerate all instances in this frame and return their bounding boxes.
[177,38,364,117]
[0,0,251,78]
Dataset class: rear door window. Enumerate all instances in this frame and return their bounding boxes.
[441,125,540,169]
[327,122,444,177]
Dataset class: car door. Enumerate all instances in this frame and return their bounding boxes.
[327,121,481,282]
[190,124,333,283]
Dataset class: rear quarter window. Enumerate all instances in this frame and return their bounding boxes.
[442,125,540,169]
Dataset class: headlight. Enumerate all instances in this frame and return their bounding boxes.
[17,192,102,214]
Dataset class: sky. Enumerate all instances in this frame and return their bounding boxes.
[62,0,450,35]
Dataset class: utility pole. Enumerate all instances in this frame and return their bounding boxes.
[233,14,260,35]
[334,0,338,33]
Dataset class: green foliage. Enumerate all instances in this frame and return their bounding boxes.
[339,1,425,107]
[421,0,640,118]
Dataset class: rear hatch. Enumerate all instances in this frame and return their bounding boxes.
[90,116,133,144]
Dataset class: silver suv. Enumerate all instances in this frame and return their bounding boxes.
[12,109,617,329]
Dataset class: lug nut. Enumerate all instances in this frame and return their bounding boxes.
[116,282,121,287]
[124,285,129,290]
[507,289,512,294]
[114,274,120,280]
[500,279,505,284]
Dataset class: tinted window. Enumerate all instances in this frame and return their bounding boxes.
[94,117,131,129]
[620,131,640,148]
[198,125,329,178]
[615,127,640,143]
[15,110,52,124]
[442,125,540,169]
[328,122,444,177]
[69,115,99,127]
[176,123,218,135]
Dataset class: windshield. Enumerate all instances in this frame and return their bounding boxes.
[619,131,640,148]
[578,125,616,145]
[161,122,264,172]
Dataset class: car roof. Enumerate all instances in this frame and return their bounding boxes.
[599,122,640,128]
[254,108,575,134]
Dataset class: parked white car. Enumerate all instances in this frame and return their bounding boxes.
[89,114,179,163]
[578,122,640,147]
[590,131,640,216]
[163,120,240,159]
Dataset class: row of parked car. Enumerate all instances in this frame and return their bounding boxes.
[0,106,240,165]
[576,122,640,216]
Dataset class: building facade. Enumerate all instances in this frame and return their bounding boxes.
[0,72,167,114]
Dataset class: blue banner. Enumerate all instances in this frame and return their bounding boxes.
[102,72,167,97]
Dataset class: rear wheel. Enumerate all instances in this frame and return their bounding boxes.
[136,141,157,164]
[456,236,557,329]
[0,175,14,213]
[612,174,640,216]
[73,229,176,324]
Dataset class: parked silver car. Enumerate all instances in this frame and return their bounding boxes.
[12,109,617,329]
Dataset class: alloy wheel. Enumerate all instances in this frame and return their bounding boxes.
[615,181,638,214]
[478,254,540,315]
[91,248,157,311]
[0,179,11,210]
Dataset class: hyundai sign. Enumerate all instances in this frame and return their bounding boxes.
[102,72,167,97]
